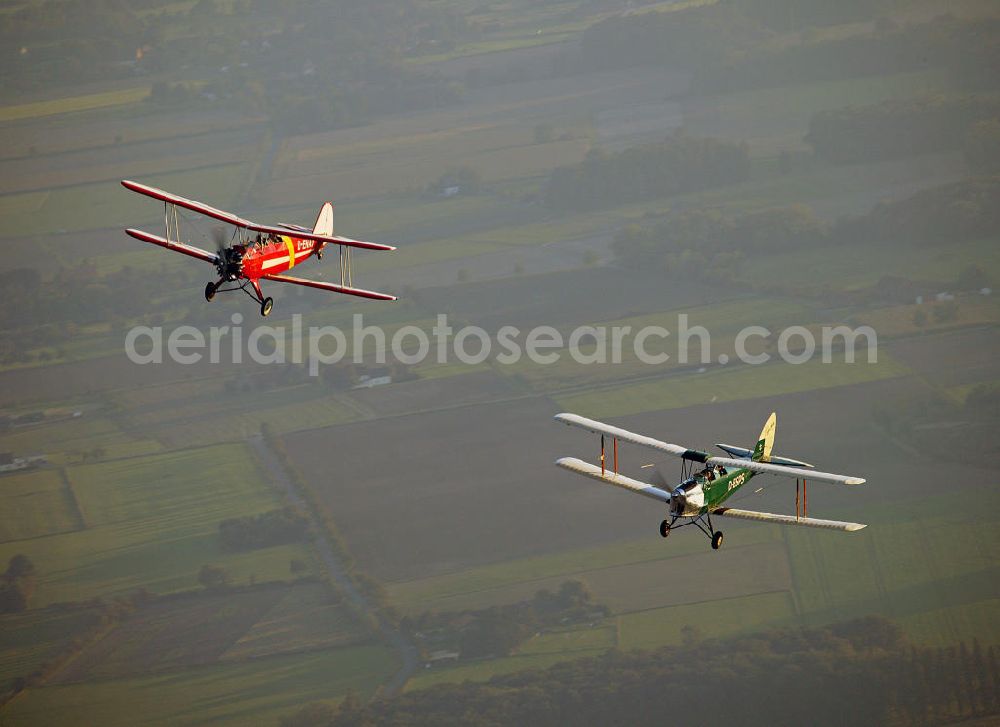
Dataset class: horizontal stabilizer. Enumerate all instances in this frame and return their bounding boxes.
[262,273,396,301]
[713,507,866,532]
[555,457,672,504]
[716,443,814,468]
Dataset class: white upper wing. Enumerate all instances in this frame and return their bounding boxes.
[706,456,865,486]
[554,413,689,457]
[554,413,865,486]
[713,507,866,532]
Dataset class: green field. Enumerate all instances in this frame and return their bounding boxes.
[51,584,369,683]
[0,1,996,717]
[406,621,619,693]
[0,87,150,123]
[268,123,591,205]
[688,69,951,154]
[786,505,1000,646]
[1,644,398,727]
[0,606,102,690]
[406,645,607,692]
[617,591,797,650]
[741,236,1000,292]
[499,298,816,392]
[0,444,317,605]
[221,584,368,660]
[0,417,150,464]
[0,468,81,542]
[555,355,910,419]
[0,161,252,237]
[387,525,780,616]
[139,387,362,448]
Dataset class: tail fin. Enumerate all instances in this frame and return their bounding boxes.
[313,202,334,237]
[751,412,776,462]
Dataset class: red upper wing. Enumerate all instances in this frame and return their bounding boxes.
[122,179,396,252]
[248,223,396,252]
[122,179,250,228]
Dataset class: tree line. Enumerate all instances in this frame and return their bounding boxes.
[402,580,608,661]
[696,15,1000,95]
[544,134,750,211]
[579,3,759,74]
[579,0,899,75]
[218,507,310,552]
[612,177,1000,281]
[0,555,36,613]
[613,204,824,277]
[806,95,1000,164]
[0,0,471,134]
[280,616,1000,727]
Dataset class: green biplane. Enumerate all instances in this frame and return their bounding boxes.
[554,412,866,550]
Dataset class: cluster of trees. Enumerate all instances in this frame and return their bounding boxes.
[579,0,903,75]
[284,617,1000,726]
[197,563,230,590]
[0,555,36,613]
[403,580,607,661]
[696,15,1000,94]
[836,177,1000,249]
[613,204,825,276]
[0,0,144,90]
[739,0,893,31]
[612,177,1000,283]
[580,6,999,97]
[218,507,310,552]
[0,0,471,133]
[545,134,749,211]
[965,382,1000,423]
[580,3,761,73]
[873,374,999,459]
[805,95,1000,164]
[0,263,197,334]
[965,120,1000,175]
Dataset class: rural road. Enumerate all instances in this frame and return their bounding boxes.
[248,434,419,697]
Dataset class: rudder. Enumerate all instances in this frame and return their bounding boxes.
[313,202,334,237]
[751,412,776,462]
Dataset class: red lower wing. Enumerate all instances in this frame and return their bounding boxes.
[125,228,218,264]
[262,273,396,301]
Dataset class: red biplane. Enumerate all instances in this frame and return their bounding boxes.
[122,179,396,316]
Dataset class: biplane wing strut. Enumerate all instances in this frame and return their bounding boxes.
[554,413,865,486]
[124,228,218,264]
[121,180,396,251]
[121,179,398,307]
[553,412,867,547]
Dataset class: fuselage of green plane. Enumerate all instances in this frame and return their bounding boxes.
[672,466,758,517]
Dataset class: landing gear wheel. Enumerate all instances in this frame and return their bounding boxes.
[711,531,724,550]
[205,282,217,302]
[260,297,274,317]
[317,248,324,260]
[659,519,671,539]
